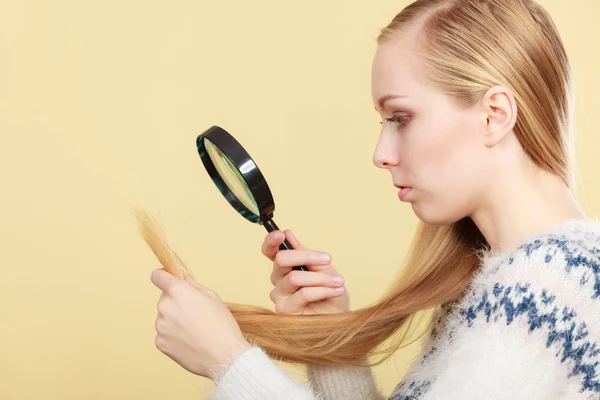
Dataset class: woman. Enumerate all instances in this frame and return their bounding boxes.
[149,0,600,398]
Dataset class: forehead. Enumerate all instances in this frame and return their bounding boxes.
[371,33,427,106]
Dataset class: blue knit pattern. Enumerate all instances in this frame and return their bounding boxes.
[389,380,432,400]
[389,228,600,400]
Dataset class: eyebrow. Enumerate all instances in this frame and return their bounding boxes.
[374,94,407,111]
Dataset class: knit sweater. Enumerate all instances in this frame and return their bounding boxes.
[206,217,600,400]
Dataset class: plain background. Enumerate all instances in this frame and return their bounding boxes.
[1,0,598,398]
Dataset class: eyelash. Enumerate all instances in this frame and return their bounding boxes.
[380,115,409,127]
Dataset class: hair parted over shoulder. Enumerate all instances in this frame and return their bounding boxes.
[138,0,577,368]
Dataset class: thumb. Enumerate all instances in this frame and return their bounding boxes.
[284,229,306,250]
[152,267,213,296]
[150,268,182,292]
[188,278,211,294]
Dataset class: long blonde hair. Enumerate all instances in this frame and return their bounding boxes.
[136,0,575,368]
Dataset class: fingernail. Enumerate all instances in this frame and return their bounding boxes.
[320,253,331,263]
[332,275,344,284]
[334,287,345,293]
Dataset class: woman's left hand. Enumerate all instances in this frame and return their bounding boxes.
[150,268,252,381]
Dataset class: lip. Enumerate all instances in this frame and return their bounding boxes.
[398,187,412,201]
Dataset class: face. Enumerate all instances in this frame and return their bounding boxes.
[371,35,492,225]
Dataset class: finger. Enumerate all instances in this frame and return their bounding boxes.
[276,270,344,297]
[262,230,286,261]
[274,249,331,270]
[169,257,211,293]
[270,249,332,285]
[188,279,217,297]
[150,268,182,292]
[155,310,165,332]
[282,230,338,274]
[261,229,306,261]
[172,253,195,281]
[276,286,346,314]
[156,293,167,316]
[283,229,306,250]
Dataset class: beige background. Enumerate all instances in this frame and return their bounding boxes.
[1,1,598,398]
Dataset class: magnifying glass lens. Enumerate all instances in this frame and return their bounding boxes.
[204,139,260,216]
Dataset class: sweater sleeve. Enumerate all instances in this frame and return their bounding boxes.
[306,361,387,400]
[207,345,387,400]
[207,346,322,400]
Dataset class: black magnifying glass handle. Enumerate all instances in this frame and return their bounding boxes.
[263,219,309,271]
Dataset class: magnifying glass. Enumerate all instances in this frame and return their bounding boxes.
[196,125,308,271]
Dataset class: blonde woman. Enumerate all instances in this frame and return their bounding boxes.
[149,0,600,398]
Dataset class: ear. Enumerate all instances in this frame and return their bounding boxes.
[480,85,518,147]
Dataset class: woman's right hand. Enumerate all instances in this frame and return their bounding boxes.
[262,229,351,315]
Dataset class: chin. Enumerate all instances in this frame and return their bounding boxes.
[411,203,465,226]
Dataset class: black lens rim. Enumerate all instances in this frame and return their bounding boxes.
[196,125,275,224]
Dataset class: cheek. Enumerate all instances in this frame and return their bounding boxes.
[410,120,481,214]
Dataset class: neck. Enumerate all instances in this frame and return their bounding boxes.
[470,166,587,252]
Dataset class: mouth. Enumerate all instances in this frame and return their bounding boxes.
[398,188,412,201]
[395,184,413,201]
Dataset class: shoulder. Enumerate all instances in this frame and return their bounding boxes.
[459,217,600,333]
[393,219,600,399]
[470,217,600,310]
[478,216,600,273]
[438,217,600,397]
[397,219,600,399]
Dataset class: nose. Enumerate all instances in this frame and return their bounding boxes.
[372,133,400,169]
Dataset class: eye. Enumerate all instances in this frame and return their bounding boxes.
[379,115,409,127]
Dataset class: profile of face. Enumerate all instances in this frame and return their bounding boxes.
[371,28,518,225]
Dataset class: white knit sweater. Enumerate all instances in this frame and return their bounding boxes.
[206,217,600,400]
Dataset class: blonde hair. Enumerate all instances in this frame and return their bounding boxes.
[137,0,575,368]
